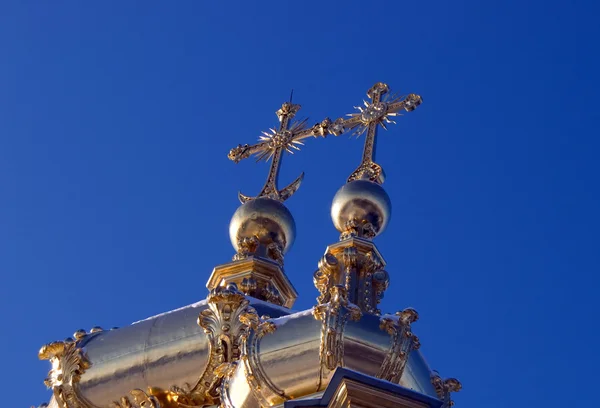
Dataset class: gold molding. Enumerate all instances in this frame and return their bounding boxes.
[218,315,280,408]
[207,256,298,308]
[241,318,283,406]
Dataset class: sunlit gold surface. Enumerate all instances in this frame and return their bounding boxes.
[207,257,298,309]
[38,299,440,408]
[224,197,298,308]
[156,284,270,407]
[218,306,438,408]
[42,298,288,408]
[229,197,295,255]
[331,180,392,239]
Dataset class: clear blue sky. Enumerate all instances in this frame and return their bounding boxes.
[1,2,598,407]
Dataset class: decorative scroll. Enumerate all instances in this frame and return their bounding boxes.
[241,317,282,406]
[431,371,462,408]
[313,253,341,304]
[39,340,90,408]
[378,308,420,383]
[169,283,257,407]
[232,236,259,262]
[340,219,377,241]
[218,314,280,408]
[313,285,362,389]
[216,362,240,408]
[38,327,107,408]
[109,389,160,408]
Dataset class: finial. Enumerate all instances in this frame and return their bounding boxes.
[332,82,422,184]
[227,101,337,203]
[431,370,462,407]
[329,83,422,240]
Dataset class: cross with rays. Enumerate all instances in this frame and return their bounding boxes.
[228,101,336,203]
[333,82,422,184]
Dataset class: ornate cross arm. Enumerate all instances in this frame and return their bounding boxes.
[228,101,338,203]
[330,82,423,184]
[228,141,269,164]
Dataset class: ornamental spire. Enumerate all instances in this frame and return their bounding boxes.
[227,100,336,203]
[318,82,424,315]
[214,97,338,308]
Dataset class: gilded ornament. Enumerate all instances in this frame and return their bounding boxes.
[266,242,284,266]
[314,253,341,304]
[228,100,336,203]
[431,371,462,408]
[331,82,422,184]
[378,308,420,383]
[170,283,257,407]
[232,236,259,262]
[207,256,298,308]
[109,389,160,408]
[39,338,91,408]
[316,239,390,315]
[240,317,282,406]
[313,285,362,389]
[33,81,462,408]
[362,251,388,314]
[240,277,258,294]
[73,330,87,341]
[219,313,280,408]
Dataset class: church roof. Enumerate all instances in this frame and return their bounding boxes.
[35,83,461,408]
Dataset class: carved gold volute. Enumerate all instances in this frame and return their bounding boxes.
[169,283,257,407]
[313,285,362,389]
[431,371,462,408]
[109,389,161,408]
[378,308,421,383]
[38,328,104,408]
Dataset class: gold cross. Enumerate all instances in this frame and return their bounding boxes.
[228,101,336,203]
[334,82,422,184]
